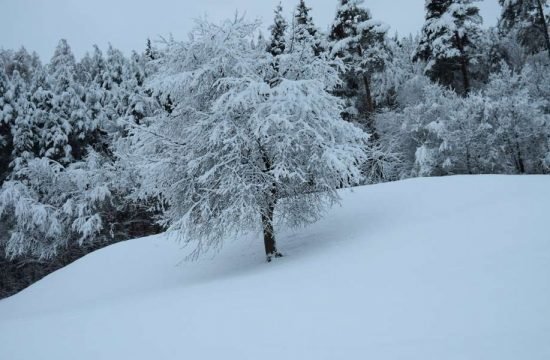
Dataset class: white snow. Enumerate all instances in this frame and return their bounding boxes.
[1,175,549,360]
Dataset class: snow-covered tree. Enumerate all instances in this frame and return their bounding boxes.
[45,40,94,163]
[268,3,288,57]
[77,45,106,86]
[124,17,368,261]
[374,35,424,108]
[75,46,108,134]
[328,0,390,130]
[4,47,39,84]
[377,58,549,178]
[125,51,157,126]
[145,38,157,61]
[103,45,126,91]
[498,0,550,58]
[9,70,37,172]
[0,151,117,259]
[290,0,325,55]
[483,64,549,173]
[415,0,484,95]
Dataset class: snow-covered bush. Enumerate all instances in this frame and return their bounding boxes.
[377,61,549,178]
[482,64,549,174]
[0,153,110,258]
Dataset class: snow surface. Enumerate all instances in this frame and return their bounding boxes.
[0,175,549,360]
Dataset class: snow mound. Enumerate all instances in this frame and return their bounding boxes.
[1,176,549,360]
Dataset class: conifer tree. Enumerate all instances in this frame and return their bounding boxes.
[103,45,126,91]
[268,3,288,57]
[415,0,483,95]
[329,0,389,134]
[498,0,550,58]
[80,48,108,143]
[145,38,156,61]
[77,45,106,87]
[46,39,92,163]
[5,47,35,83]
[290,0,324,55]
[9,70,36,171]
[126,51,155,126]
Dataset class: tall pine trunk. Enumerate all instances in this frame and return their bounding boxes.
[362,74,379,141]
[455,32,471,95]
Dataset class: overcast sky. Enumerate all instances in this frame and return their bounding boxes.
[0,0,501,61]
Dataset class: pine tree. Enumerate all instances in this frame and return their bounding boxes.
[102,45,153,132]
[103,45,126,91]
[145,38,156,61]
[498,0,550,58]
[329,0,389,133]
[78,47,108,145]
[4,47,35,84]
[290,0,324,55]
[77,45,106,86]
[9,70,36,171]
[126,51,156,126]
[268,3,288,57]
[415,0,483,95]
[45,39,92,163]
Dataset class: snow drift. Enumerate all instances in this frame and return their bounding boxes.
[0,175,549,360]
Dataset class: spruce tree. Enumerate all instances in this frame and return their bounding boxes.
[46,39,92,163]
[291,0,324,55]
[415,0,483,95]
[329,0,389,134]
[9,70,36,172]
[79,46,108,144]
[268,3,288,57]
[77,45,106,87]
[5,47,35,83]
[126,51,155,126]
[145,38,156,61]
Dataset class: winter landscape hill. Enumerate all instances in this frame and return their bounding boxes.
[0,175,549,360]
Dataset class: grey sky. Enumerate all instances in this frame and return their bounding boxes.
[0,0,501,61]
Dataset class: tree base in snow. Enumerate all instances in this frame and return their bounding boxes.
[266,252,283,263]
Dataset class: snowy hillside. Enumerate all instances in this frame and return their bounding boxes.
[0,175,549,360]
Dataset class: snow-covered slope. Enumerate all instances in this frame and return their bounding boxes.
[0,176,549,360]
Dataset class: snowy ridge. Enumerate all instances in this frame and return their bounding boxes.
[0,175,549,360]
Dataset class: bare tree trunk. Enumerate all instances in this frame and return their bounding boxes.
[262,201,281,262]
[505,134,526,174]
[466,146,473,174]
[259,143,282,262]
[535,0,550,60]
[515,141,526,174]
[363,74,375,115]
[455,32,471,95]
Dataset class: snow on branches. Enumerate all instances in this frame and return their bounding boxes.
[123,16,369,259]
